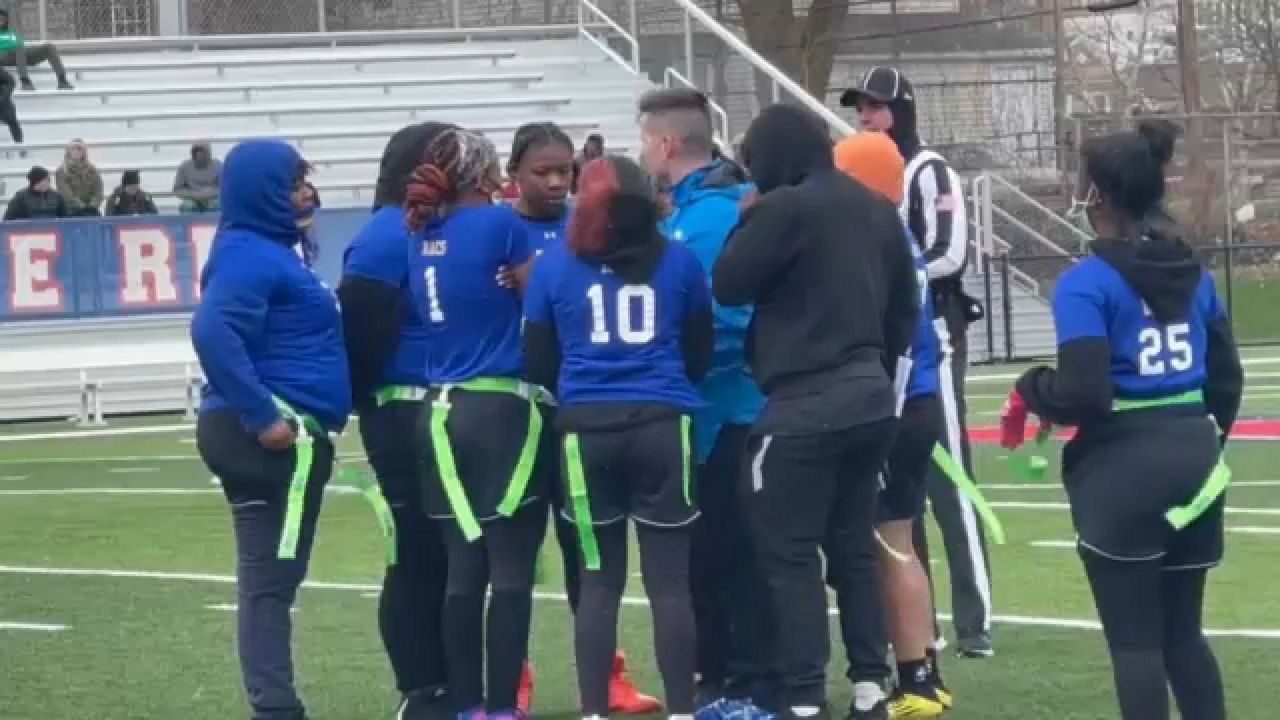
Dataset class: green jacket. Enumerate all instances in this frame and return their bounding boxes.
[0,31,24,53]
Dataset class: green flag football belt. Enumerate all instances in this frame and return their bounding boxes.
[429,377,554,542]
[272,397,398,566]
[564,415,693,571]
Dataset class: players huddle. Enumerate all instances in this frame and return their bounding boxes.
[190,68,1243,720]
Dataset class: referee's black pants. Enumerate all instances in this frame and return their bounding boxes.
[747,419,895,709]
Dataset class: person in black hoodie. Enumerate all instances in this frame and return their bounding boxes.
[5,166,67,220]
[338,121,456,720]
[711,104,919,720]
[523,155,713,720]
[842,66,994,659]
[1001,121,1241,720]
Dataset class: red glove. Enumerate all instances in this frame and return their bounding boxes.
[1000,390,1030,449]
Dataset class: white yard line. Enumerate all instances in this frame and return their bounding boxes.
[992,501,1280,517]
[5,563,1280,640]
[0,455,199,465]
[108,467,158,474]
[0,475,28,481]
[986,480,1280,490]
[0,621,69,632]
[0,486,364,497]
[0,424,194,442]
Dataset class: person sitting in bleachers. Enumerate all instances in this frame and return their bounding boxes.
[0,9,73,91]
[56,138,103,216]
[4,166,67,220]
[106,170,158,216]
[173,141,221,214]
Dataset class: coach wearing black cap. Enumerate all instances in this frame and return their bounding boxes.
[842,67,995,660]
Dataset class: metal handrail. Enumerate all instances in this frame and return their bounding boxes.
[670,0,854,137]
[663,67,730,144]
[577,0,640,75]
[985,172,1092,250]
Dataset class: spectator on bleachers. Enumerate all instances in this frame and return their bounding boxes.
[3,165,67,220]
[0,65,20,144]
[56,139,103,216]
[106,170,158,216]
[0,9,73,91]
[571,133,605,194]
[173,141,221,214]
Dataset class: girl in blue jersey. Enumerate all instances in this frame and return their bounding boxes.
[405,128,548,720]
[192,140,350,720]
[522,156,713,720]
[339,122,457,720]
[506,122,660,715]
[1003,121,1243,720]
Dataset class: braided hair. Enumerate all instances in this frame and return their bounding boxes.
[507,122,574,176]
[404,128,500,231]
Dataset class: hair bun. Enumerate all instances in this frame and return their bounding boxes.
[1136,119,1179,166]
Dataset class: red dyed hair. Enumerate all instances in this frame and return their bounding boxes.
[404,131,465,231]
[569,157,617,256]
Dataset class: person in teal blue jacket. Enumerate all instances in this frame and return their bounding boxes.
[637,87,776,718]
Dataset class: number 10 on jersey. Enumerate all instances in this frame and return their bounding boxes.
[588,283,656,345]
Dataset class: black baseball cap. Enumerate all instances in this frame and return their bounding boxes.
[840,66,913,107]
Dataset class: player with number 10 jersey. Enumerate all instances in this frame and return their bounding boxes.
[522,156,712,720]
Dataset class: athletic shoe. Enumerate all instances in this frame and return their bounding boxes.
[697,698,777,720]
[886,689,944,719]
[609,651,663,714]
[931,682,952,710]
[457,707,486,720]
[395,687,448,720]
[843,700,886,720]
[783,705,832,720]
[955,633,993,659]
[518,662,534,715]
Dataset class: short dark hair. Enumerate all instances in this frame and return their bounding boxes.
[637,88,714,155]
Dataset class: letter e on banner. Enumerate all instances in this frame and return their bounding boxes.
[7,231,64,313]
[189,223,216,301]
[118,226,179,306]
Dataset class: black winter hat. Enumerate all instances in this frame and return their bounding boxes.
[122,170,141,186]
[27,166,49,186]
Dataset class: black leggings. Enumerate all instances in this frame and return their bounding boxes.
[575,521,696,716]
[1081,552,1225,720]
[442,502,546,714]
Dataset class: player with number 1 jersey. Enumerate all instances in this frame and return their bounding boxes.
[523,156,712,720]
[404,128,550,720]
[1002,121,1242,720]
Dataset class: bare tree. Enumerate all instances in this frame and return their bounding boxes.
[1061,1,1176,115]
[735,0,851,108]
[1199,0,1279,115]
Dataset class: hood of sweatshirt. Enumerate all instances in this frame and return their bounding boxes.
[219,140,304,247]
[1091,224,1202,325]
[740,104,834,193]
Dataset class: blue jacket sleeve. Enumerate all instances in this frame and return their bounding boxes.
[676,195,753,371]
[191,254,280,433]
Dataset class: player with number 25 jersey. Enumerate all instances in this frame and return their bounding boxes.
[523,156,712,720]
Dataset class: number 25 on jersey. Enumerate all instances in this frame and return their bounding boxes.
[588,283,656,345]
[1138,323,1192,376]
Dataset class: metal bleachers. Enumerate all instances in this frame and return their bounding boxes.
[0,26,651,212]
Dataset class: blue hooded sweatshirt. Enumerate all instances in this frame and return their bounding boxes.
[191,140,351,433]
[662,159,765,462]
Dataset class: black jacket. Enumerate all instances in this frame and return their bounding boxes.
[4,188,68,221]
[713,104,919,434]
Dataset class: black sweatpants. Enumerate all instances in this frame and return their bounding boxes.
[692,423,777,707]
[359,398,448,697]
[1,43,70,83]
[748,418,896,709]
[563,414,698,717]
[915,302,993,647]
[197,409,334,720]
[0,93,20,143]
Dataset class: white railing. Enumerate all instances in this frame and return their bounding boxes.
[576,0,640,75]
[663,67,730,144]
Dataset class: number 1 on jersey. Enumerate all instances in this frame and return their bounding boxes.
[587,283,656,345]
[424,266,445,323]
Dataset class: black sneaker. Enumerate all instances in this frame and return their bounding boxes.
[57,79,74,90]
[396,687,450,720]
[19,78,34,92]
[956,633,994,659]
[844,700,887,720]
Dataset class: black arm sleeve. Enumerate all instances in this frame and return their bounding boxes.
[1204,314,1244,440]
[681,302,714,383]
[523,319,562,394]
[1016,337,1113,426]
[336,276,403,409]
[712,200,796,307]
[884,223,920,365]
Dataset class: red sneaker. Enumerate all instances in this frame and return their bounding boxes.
[608,651,662,714]
[518,661,534,715]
